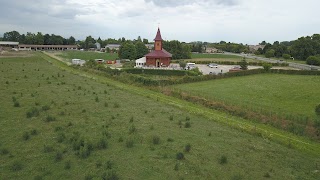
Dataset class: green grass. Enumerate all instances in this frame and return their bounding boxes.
[1,53,320,179]
[57,51,118,61]
[172,74,320,120]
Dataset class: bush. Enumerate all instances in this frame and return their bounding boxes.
[282,54,291,59]
[64,160,71,170]
[185,144,191,152]
[11,161,22,171]
[129,125,136,134]
[13,101,20,107]
[185,122,191,128]
[30,129,38,135]
[167,138,174,142]
[315,104,320,116]
[44,115,56,122]
[152,135,160,145]
[306,56,320,66]
[126,139,134,148]
[0,148,9,155]
[262,63,272,71]
[43,145,54,153]
[176,152,184,160]
[22,132,30,140]
[96,137,108,150]
[239,58,248,70]
[41,105,50,111]
[57,133,66,143]
[26,107,40,118]
[219,155,228,164]
[55,151,63,162]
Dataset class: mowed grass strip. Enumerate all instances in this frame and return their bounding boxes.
[1,53,319,179]
[172,74,320,120]
[191,53,240,59]
[57,51,118,61]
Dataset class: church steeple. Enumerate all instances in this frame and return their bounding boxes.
[154,28,163,51]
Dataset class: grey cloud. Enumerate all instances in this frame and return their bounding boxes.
[145,0,239,7]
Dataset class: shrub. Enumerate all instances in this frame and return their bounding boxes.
[262,63,272,71]
[167,138,174,142]
[13,101,20,107]
[129,116,134,123]
[129,125,136,134]
[57,133,66,143]
[174,163,179,171]
[41,105,50,111]
[185,122,191,128]
[104,102,108,107]
[219,155,228,164]
[185,144,191,152]
[64,160,71,170]
[105,160,113,169]
[239,58,248,70]
[95,96,99,102]
[96,137,108,150]
[126,139,134,148]
[315,104,320,116]
[264,172,271,178]
[22,132,30,140]
[113,103,120,108]
[44,115,56,122]
[118,137,124,142]
[55,151,63,162]
[1,148,9,155]
[82,109,86,113]
[11,161,22,171]
[306,56,320,66]
[152,135,160,145]
[26,107,40,118]
[169,115,173,121]
[282,54,291,59]
[176,152,184,160]
[43,145,54,153]
[84,174,94,180]
[30,129,38,135]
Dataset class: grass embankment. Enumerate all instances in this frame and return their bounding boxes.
[1,53,319,179]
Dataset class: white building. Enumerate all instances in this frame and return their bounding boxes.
[95,42,101,50]
[135,57,146,68]
[105,44,121,51]
[72,59,86,66]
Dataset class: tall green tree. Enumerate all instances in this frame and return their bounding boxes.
[34,32,44,45]
[118,42,136,60]
[3,31,20,42]
[135,41,149,59]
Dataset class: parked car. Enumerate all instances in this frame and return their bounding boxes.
[208,63,218,68]
[229,66,242,72]
[185,63,196,70]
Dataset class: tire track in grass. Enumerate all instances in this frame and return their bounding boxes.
[40,52,320,156]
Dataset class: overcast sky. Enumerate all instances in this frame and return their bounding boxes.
[0,0,319,44]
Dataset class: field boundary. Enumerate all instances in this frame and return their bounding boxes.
[39,52,320,156]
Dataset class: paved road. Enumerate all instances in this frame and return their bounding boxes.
[224,52,320,71]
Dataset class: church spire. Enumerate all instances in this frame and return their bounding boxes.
[154,27,163,41]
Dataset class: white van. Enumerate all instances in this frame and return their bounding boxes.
[185,63,196,70]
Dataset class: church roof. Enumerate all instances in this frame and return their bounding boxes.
[145,49,172,58]
[154,28,163,41]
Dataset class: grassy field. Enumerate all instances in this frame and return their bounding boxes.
[1,54,320,179]
[172,74,320,121]
[57,51,118,61]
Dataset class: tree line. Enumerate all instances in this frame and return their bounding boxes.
[255,34,320,65]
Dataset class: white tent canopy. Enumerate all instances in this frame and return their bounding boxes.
[135,57,146,68]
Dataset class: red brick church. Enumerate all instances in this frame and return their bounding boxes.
[145,28,172,67]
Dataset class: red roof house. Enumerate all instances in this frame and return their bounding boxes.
[145,28,172,67]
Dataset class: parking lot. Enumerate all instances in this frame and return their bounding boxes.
[196,64,261,75]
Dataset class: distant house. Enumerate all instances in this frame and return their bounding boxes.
[248,45,265,52]
[72,59,86,66]
[135,57,146,68]
[105,44,121,51]
[95,42,101,50]
[205,47,218,53]
[0,41,19,48]
[145,44,154,52]
[18,44,78,51]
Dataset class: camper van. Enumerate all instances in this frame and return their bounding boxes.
[185,63,196,70]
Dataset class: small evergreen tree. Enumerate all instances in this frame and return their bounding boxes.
[239,58,248,70]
